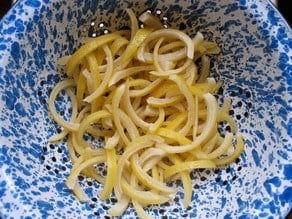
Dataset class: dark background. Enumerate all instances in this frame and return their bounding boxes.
[0,1,13,19]
[0,0,291,218]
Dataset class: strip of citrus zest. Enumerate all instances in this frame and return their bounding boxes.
[66,33,120,76]
[100,148,117,200]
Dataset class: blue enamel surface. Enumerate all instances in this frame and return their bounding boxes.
[0,0,291,218]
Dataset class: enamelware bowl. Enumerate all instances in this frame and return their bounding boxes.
[0,0,291,218]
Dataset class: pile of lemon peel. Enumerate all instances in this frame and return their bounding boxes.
[49,9,244,218]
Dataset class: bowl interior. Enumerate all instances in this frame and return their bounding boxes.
[0,0,291,218]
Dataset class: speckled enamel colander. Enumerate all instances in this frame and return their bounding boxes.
[0,0,291,218]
